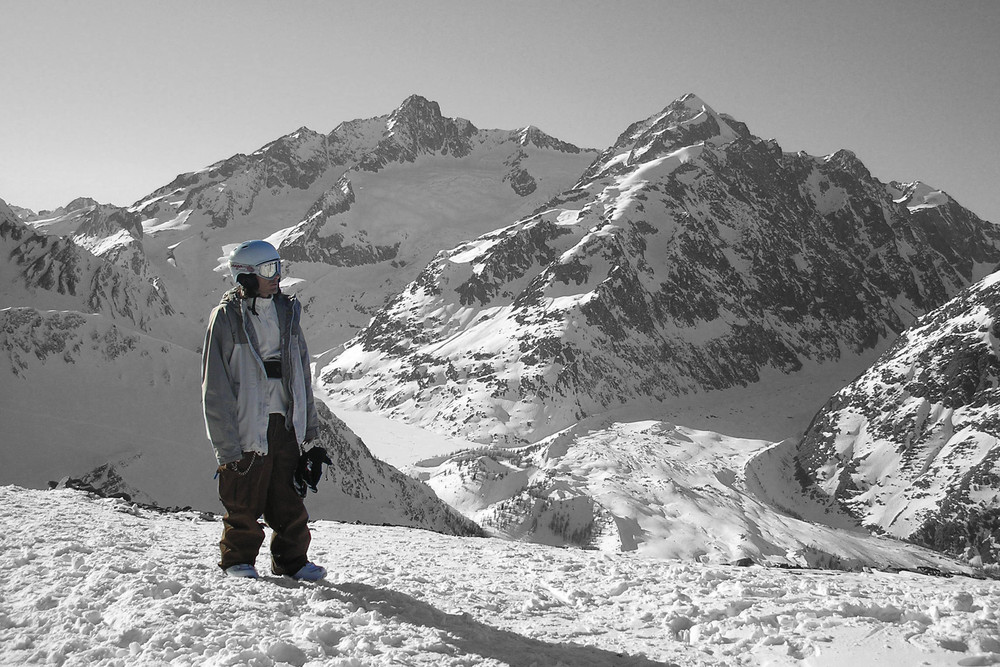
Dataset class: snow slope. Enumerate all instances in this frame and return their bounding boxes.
[0,307,208,500]
[1,486,998,666]
[410,417,974,572]
[0,307,480,538]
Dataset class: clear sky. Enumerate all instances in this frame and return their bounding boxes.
[2,0,998,224]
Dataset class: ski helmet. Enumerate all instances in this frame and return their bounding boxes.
[228,240,281,282]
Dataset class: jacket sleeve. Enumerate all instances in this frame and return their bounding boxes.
[297,320,320,441]
[202,307,243,465]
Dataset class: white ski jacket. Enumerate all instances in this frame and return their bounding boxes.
[201,289,319,465]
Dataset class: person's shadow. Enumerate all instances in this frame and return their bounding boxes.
[314,580,677,666]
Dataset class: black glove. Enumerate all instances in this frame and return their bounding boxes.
[293,446,333,498]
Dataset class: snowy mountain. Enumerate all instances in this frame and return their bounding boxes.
[1,94,598,539]
[320,94,1000,445]
[127,94,598,352]
[4,92,999,571]
[19,196,144,242]
[0,306,208,500]
[7,202,36,220]
[795,270,1000,565]
[0,199,173,332]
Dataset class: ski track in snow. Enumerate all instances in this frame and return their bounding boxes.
[2,487,999,666]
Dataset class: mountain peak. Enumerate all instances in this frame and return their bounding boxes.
[578,94,747,184]
[396,93,438,112]
[323,88,1000,447]
[386,94,479,137]
[64,197,100,212]
[0,197,16,220]
[360,95,478,169]
[515,125,584,153]
[676,92,709,110]
[650,93,741,141]
[389,94,450,130]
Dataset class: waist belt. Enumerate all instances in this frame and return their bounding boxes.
[263,359,282,378]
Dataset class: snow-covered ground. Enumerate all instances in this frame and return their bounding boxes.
[318,393,482,470]
[2,486,998,667]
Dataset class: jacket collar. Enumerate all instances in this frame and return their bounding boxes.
[221,288,298,327]
[221,287,296,307]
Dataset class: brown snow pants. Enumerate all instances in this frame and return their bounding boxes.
[217,414,311,575]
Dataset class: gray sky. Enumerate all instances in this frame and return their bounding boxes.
[2,0,998,224]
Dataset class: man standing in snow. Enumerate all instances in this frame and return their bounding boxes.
[201,240,327,581]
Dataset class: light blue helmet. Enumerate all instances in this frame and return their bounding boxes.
[228,240,281,282]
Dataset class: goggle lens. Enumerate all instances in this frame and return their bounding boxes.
[256,260,281,279]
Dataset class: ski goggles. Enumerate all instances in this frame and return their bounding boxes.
[255,259,281,279]
[231,259,282,279]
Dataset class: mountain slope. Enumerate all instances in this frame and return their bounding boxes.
[320,94,1000,444]
[0,307,206,500]
[409,417,971,570]
[0,306,481,537]
[0,199,173,332]
[124,95,598,352]
[795,271,1000,565]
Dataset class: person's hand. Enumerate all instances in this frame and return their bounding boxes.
[293,446,333,497]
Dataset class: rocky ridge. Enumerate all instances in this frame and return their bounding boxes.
[274,95,596,270]
[320,94,1000,444]
[796,271,1000,564]
[1,199,172,331]
[132,94,594,267]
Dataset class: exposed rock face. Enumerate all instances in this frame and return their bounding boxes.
[1,199,173,330]
[321,94,1000,445]
[358,95,478,170]
[275,95,595,270]
[0,307,140,378]
[796,272,1000,565]
[889,181,1000,282]
[276,175,401,266]
[135,126,342,230]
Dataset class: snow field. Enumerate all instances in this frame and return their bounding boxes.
[2,486,999,666]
